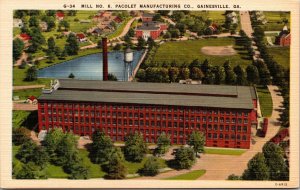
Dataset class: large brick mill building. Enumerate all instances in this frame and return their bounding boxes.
[38,79,258,149]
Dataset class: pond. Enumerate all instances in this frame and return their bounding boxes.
[38,51,143,81]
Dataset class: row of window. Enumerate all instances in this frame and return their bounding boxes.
[42,116,249,125]
[40,103,250,116]
[41,125,248,141]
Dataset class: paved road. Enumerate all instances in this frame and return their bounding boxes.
[239,11,254,38]
[136,85,282,180]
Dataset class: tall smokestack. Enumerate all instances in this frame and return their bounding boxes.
[102,37,108,81]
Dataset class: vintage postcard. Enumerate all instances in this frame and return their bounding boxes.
[0,0,299,188]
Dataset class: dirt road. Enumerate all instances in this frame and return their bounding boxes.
[13,85,45,90]
[239,11,254,38]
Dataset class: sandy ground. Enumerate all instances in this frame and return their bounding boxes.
[201,45,237,56]
[135,85,283,180]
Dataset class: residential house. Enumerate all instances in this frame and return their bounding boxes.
[76,33,87,42]
[13,18,23,28]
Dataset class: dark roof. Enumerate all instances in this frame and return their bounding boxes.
[136,22,160,31]
[143,13,155,18]
[38,79,256,109]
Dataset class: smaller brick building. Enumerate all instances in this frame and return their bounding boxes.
[135,22,167,40]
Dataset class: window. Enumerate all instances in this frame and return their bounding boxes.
[232,118,236,123]
[214,125,218,131]
[237,126,241,132]
[213,133,217,139]
[231,126,236,132]
[242,135,247,141]
[214,117,218,122]
[243,126,247,132]
[225,134,229,140]
[219,133,223,139]
[208,133,212,139]
[208,125,212,130]
[231,134,235,140]
[220,125,224,131]
[244,119,248,124]
[225,125,229,131]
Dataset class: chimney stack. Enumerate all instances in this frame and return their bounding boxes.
[102,37,108,81]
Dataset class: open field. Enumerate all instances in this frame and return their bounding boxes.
[256,86,273,117]
[190,11,225,25]
[13,88,42,100]
[124,156,167,174]
[268,46,290,69]
[261,11,290,31]
[152,38,252,67]
[13,66,52,86]
[204,147,246,155]
[164,170,206,180]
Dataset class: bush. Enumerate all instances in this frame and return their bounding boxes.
[139,156,160,176]
[12,127,31,145]
[174,146,196,169]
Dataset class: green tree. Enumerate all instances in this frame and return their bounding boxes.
[19,60,27,69]
[246,65,260,84]
[152,14,162,22]
[223,61,236,84]
[154,133,171,156]
[25,66,37,81]
[68,162,90,179]
[27,26,45,53]
[108,73,118,81]
[242,153,270,180]
[89,129,114,164]
[16,162,48,179]
[139,156,160,176]
[137,37,146,50]
[68,73,75,79]
[54,133,78,166]
[212,66,225,84]
[16,140,48,168]
[136,68,146,81]
[12,126,31,145]
[180,68,190,80]
[234,65,247,85]
[168,67,179,82]
[124,132,148,162]
[13,38,24,61]
[228,174,241,180]
[188,131,205,156]
[47,37,56,51]
[113,43,122,51]
[29,16,39,27]
[58,20,70,31]
[42,128,65,162]
[262,142,289,180]
[190,67,204,80]
[174,146,196,169]
[128,28,135,37]
[104,147,127,179]
[65,33,79,55]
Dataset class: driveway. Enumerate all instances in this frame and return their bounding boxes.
[136,85,283,180]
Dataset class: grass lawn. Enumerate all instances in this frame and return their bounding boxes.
[13,88,42,100]
[190,11,225,25]
[13,27,21,36]
[124,156,167,174]
[13,66,52,86]
[164,170,206,180]
[107,17,132,39]
[268,46,290,69]
[256,86,273,117]
[261,11,290,31]
[65,11,98,33]
[152,38,252,67]
[12,111,31,128]
[78,149,106,178]
[46,164,69,178]
[204,147,246,155]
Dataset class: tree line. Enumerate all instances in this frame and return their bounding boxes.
[13,127,206,179]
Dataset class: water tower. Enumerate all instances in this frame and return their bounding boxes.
[123,47,133,81]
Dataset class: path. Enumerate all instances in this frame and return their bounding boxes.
[14,52,28,66]
[135,85,282,180]
[13,85,45,90]
[13,102,37,111]
[80,17,139,50]
[239,11,253,38]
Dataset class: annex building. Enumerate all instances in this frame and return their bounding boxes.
[38,79,258,149]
